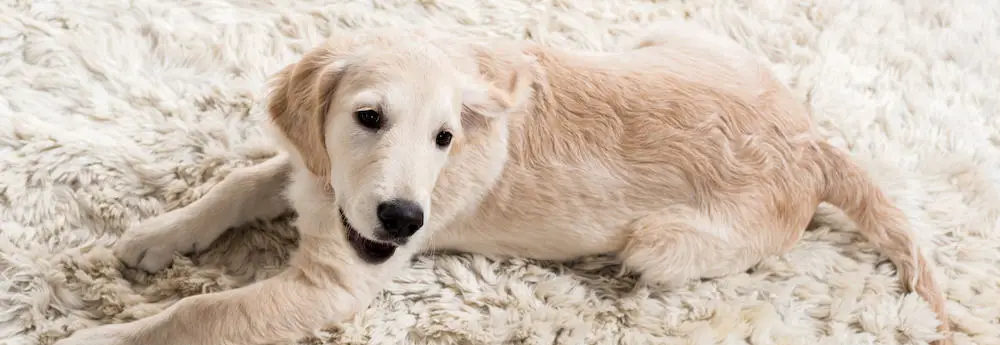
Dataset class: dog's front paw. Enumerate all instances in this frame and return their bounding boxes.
[113,212,204,273]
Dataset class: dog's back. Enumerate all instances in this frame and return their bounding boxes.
[441,25,821,249]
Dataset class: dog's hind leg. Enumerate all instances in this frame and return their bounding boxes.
[114,153,293,272]
[619,204,764,288]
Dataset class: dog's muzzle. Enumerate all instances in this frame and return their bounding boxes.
[339,208,397,264]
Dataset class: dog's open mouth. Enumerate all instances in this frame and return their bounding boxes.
[339,208,397,264]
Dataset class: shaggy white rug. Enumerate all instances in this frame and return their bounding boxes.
[1,0,998,344]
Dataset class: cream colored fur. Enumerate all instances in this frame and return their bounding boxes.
[52,24,952,345]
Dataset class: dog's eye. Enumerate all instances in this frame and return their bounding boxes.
[435,130,453,148]
[355,109,382,130]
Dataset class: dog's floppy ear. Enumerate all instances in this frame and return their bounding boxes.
[266,46,349,178]
[461,46,534,119]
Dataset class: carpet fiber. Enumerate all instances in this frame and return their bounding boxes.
[1,1,998,344]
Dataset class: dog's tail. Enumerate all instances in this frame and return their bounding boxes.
[812,141,951,345]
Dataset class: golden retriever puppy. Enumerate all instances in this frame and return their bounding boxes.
[55,23,951,345]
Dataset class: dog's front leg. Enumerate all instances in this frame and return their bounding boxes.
[114,153,293,272]
[55,205,411,345]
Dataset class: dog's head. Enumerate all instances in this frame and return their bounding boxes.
[265,30,532,258]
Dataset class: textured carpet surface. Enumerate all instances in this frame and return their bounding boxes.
[1,1,999,344]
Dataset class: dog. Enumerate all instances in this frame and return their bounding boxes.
[54,23,952,345]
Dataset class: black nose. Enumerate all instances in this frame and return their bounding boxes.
[377,199,424,238]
